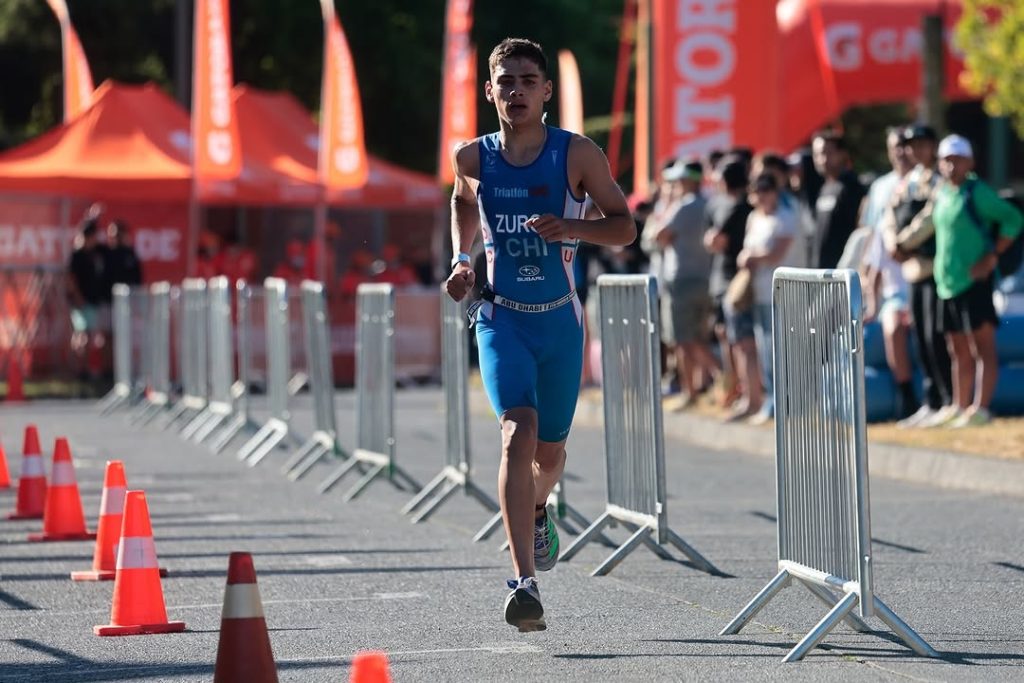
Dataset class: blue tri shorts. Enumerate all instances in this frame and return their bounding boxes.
[474,301,584,443]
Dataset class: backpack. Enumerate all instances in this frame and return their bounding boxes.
[962,181,1024,280]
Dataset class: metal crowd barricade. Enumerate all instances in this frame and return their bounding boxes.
[131,282,172,426]
[163,279,208,430]
[184,277,235,442]
[400,290,498,523]
[559,275,718,576]
[239,278,298,465]
[206,280,263,453]
[282,281,348,479]
[97,285,133,414]
[721,268,937,662]
[286,287,309,396]
[318,283,421,500]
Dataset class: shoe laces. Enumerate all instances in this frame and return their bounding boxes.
[507,576,539,592]
[534,514,553,554]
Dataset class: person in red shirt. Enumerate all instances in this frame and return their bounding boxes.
[272,240,310,285]
[338,249,376,296]
[374,243,417,288]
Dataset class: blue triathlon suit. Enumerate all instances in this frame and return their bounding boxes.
[474,126,586,443]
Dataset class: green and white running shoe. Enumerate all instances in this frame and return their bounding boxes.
[534,509,560,572]
[504,576,546,632]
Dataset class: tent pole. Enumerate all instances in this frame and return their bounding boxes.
[314,200,328,285]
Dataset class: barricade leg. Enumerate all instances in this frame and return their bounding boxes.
[237,420,287,464]
[665,528,721,575]
[473,511,504,543]
[782,591,860,663]
[207,413,249,453]
[872,597,940,658]
[245,429,289,466]
[798,580,871,633]
[98,389,129,415]
[591,524,654,577]
[160,403,190,431]
[181,409,214,440]
[400,470,451,516]
[340,464,387,501]
[720,569,792,636]
[283,433,346,481]
[317,457,364,494]
[559,511,613,563]
[191,412,228,444]
[464,481,501,514]
[408,480,459,524]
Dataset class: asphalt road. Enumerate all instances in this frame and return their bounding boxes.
[0,389,1022,682]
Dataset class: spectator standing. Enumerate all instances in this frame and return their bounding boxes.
[655,159,718,407]
[811,131,866,268]
[67,205,110,387]
[737,172,800,424]
[931,135,1023,427]
[105,220,143,287]
[882,125,953,428]
[704,158,755,417]
[861,128,918,420]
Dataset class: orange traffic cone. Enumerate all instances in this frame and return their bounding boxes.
[72,461,128,580]
[29,438,95,542]
[213,552,278,683]
[0,441,11,489]
[350,652,391,683]
[94,491,185,636]
[7,425,47,519]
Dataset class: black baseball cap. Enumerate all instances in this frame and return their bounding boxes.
[902,124,938,144]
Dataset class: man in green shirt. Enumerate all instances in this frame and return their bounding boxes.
[931,134,1023,427]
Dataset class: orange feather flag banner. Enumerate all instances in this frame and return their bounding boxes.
[437,0,477,185]
[318,0,369,190]
[45,0,94,122]
[557,50,584,136]
[192,0,242,181]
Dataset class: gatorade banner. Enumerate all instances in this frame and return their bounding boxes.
[319,0,369,190]
[45,0,94,122]
[437,0,476,185]
[652,0,778,165]
[192,0,242,181]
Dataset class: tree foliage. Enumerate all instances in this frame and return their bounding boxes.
[0,0,627,174]
[957,0,1024,138]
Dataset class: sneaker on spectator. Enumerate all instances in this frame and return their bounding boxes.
[950,407,992,429]
[920,405,961,429]
[896,405,934,429]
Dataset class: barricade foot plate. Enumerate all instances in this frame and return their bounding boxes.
[7,512,44,520]
[94,620,186,637]
[72,567,168,581]
[28,531,97,542]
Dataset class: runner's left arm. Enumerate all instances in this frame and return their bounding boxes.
[530,136,635,247]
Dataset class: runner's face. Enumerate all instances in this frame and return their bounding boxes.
[486,58,551,126]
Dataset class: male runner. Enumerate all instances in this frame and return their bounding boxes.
[445,38,634,632]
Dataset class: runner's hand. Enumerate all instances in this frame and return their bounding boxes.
[446,262,475,302]
[529,214,574,242]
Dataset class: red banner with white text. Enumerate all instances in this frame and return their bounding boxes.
[437,0,477,185]
[319,0,369,190]
[193,0,242,183]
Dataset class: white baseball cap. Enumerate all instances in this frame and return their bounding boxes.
[938,134,973,160]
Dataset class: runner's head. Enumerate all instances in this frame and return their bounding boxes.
[486,38,552,127]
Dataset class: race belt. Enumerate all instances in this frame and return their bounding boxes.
[468,285,577,322]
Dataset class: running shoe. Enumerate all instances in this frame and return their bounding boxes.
[534,510,560,572]
[950,407,992,429]
[504,576,546,632]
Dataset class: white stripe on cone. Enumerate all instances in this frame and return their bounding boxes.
[21,455,44,477]
[99,486,127,516]
[51,461,77,486]
[221,583,266,620]
[116,536,158,570]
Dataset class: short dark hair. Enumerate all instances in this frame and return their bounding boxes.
[813,129,848,151]
[754,171,778,193]
[489,38,548,77]
[718,158,749,191]
[760,153,788,174]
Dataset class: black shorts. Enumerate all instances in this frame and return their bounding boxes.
[940,278,999,334]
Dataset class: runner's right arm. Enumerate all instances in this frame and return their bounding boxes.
[446,140,481,302]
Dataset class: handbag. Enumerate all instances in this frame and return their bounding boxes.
[724,267,755,313]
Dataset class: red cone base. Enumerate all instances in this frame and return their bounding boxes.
[72,566,168,582]
[94,620,185,637]
[28,530,97,542]
[8,511,43,520]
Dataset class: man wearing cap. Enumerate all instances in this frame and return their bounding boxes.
[882,124,953,428]
[655,159,718,406]
[929,134,1023,427]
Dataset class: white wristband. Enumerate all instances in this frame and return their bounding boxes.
[451,252,472,269]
